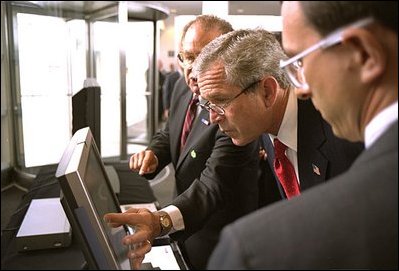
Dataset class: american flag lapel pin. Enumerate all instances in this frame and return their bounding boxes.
[312,163,321,176]
[201,118,210,126]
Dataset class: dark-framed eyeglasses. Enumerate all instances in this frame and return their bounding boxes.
[279,17,373,89]
[199,79,261,116]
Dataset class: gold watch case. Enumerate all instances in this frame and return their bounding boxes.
[158,211,172,236]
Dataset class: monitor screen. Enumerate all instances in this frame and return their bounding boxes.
[56,127,131,270]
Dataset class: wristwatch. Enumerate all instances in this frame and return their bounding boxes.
[157,211,172,236]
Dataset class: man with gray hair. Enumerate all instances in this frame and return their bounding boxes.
[192,28,363,268]
[194,28,362,204]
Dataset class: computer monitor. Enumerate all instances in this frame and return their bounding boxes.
[72,86,101,152]
[56,127,131,270]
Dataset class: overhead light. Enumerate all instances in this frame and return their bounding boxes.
[237,8,244,14]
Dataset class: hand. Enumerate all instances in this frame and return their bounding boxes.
[104,208,162,270]
[129,150,158,175]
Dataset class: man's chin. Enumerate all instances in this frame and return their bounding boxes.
[331,125,358,142]
[221,130,247,146]
[231,137,247,147]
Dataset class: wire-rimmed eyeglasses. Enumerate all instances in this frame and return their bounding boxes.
[198,80,261,116]
[177,52,197,69]
[279,17,373,89]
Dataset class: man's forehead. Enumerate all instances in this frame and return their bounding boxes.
[200,64,225,78]
[198,63,225,83]
[281,1,313,55]
[198,64,229,98]
[182,25,223,51]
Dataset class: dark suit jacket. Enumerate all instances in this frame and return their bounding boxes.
[208,121,398,269]
[162,71,181,110]
[258,99,364,206]
[146,77,260,269]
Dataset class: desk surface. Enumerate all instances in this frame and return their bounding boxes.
[1,163,157,270]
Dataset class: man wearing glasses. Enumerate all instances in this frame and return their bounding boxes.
[104,15,260,270]
[208,2,397,269]
[194,28,362,208]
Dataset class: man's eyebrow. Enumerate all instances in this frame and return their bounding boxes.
[205,92,228,104]
[200,87,220,101]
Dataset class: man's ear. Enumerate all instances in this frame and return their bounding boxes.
[260,77,279,108]
[342,28,386,84]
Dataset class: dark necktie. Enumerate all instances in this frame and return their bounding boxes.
[180,95,199,150]
[273,138,300,199]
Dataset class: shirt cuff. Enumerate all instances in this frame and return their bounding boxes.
[160,205,185,233]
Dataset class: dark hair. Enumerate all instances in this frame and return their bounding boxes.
[180,15,233,46]
[300,1,397,36]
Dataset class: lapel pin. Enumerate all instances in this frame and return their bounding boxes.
[259,147,267,160]
[191,150,197,158]
[201,118,210,126]
[312,163,321,176]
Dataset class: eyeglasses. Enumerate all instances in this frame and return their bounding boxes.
[199,80,261,116]
[177,52,197,69]
[279,17,373,89]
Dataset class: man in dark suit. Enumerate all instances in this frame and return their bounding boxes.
[207,2,397,269]
[258,99,364,206]
[104,15,260,270]
[162,67,181,120]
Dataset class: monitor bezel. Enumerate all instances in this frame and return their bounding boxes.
[56,127,131,270]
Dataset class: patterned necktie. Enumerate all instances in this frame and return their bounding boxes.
[273,138,300,199]
[180,95,199,150]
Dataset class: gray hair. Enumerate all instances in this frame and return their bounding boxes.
[193,28,291,90]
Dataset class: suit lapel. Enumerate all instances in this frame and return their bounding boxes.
[176,106,211,170]
[263,100,329,198]
[169,82,192,165]
[297,100,328,190]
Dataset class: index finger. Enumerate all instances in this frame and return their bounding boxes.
[104,212,148,226]
[129,152,143,171]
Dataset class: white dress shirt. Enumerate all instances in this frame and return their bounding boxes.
[365,101,398,149]
[269,90,300,183]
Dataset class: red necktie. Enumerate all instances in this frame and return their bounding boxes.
[273,138,300,199]
[180,95,199,150]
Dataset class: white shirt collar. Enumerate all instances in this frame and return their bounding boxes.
[365,101,398,149]
[269,90,298,152]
